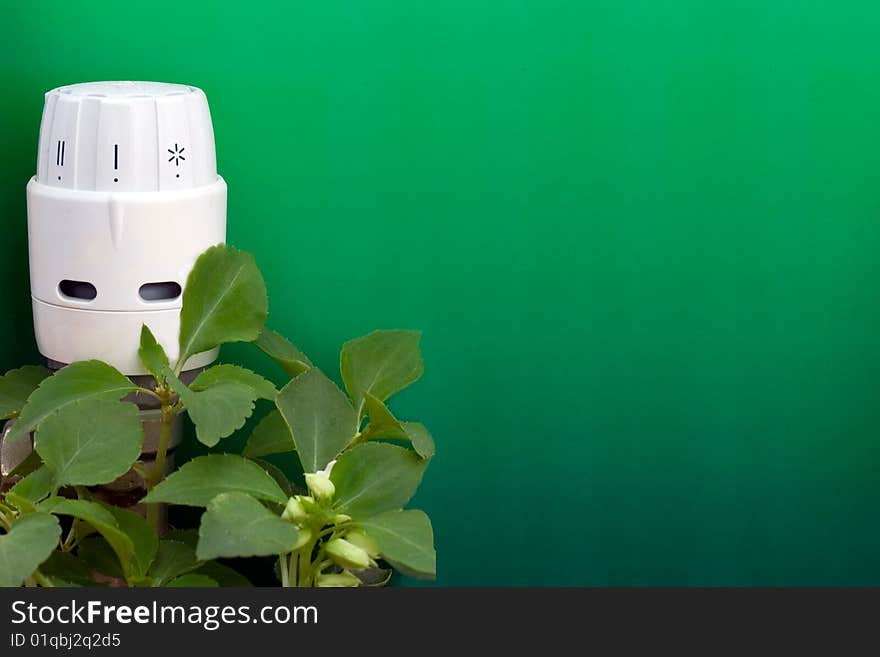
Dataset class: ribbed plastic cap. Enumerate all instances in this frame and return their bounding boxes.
[36,81,218,192]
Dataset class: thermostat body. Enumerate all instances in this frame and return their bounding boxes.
[26,81,226,374]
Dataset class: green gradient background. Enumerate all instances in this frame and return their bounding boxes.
[2,2,879,585]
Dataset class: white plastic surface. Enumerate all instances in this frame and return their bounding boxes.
[32,299,218,374]
[27,81,227,375]
[27,178,226,312]
[37,81,217,192]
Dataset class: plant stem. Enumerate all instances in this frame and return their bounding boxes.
[145,503,159,532]
[290,552,298,587]
[316,523,350,540]
[145,406,175,532]
[32,570,54,588]
[347,428,370,449]
[280,554,290,587]
[0,508,12,531]
[299,541,317,586]
[308,546,328,585]
[61,526,77,552]
[149,414,173,489]
[136,387,163,402]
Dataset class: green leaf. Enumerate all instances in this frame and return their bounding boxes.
[177,244,268,368]
[148,540,201,586]
[7,360,137,443]
[356,509,436,579]
[400,423,435,460]
[363,392,435,459]
[163,529,198,549]
[254,328,313,378]
[40,498,135,580]
[192,561,252,587]
[166,371,259,447]
[77,536,125,580]
[40,551,101,587]
[104,505,158,579]
[276,368,358,473]
[243,410,295,458]
[191,364,276,400]
[340,330,424,412]
[7,466,56,505]
[0,365,49,420]
[251,458,294,498]
[0,513,61,587]
[143,454,288,507]
[35,400,143,487]
[331,443,427,518]
[196,492,300,560]
[138,325,170,382]
[166,573,218,587]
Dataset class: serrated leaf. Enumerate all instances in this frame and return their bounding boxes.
[191,364,276,400]
[166,371,259,447]
[40,498,135,581]
[138,325,170,382]
[7,466,56,506]
[166,574,218,587]
[35,400,143,487]
[254,328,313,378]
[0,365,49,420]
[148,540,201,586]
[0,513,61,587]
[7,361,137,443]
[143,454,288,507]
[196,492,300,560]
[276,368,357,473]
[104,505,157,579]
[363,392,435,459]
[177,244,268,368]
[330,443,427,518]
[340,330,423,413]
[243,410,295,458]
[356,509,436,579]
[400,423,435,460]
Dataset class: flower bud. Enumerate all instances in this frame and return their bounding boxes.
[291,527,313,551]
[325,538,371,570]
[330,514,352,525]
[315,571,361,587]
[305,472,336,502]
[344,529,380,558]
[281,496,309,524]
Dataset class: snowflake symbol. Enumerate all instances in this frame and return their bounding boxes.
[167,143,186,166]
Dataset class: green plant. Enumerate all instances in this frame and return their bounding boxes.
[0,244,436,587]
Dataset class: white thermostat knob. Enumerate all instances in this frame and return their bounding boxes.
[36,81,217,192]
[27,81,227,375]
